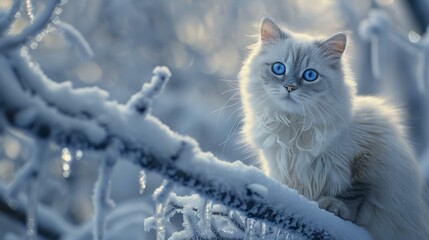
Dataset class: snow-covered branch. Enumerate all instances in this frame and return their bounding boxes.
[0,48,371,240]
[0,0,61,50]
[0,0,22,35]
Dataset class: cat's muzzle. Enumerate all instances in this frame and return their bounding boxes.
[284,84,297,93]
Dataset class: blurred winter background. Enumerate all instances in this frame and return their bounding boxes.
[1,0,429,239]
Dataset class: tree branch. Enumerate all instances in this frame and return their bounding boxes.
[0,0,61,50]
[0,0,22,35]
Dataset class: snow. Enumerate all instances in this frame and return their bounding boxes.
[169,146,370,239]
[197,198,213,236]
[0,0,60,50]
[139,170,147,194]
[2,18,368,240]
[0,0,21,34]
[126,66,171,117]
[244,218,256,240]
[247,183,268,199]
[2,1,429,240]
[25,0,36,22]
[153,181,174,240]
[92,150,117,240]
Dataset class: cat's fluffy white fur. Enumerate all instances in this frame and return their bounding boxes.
[239,17,429,239]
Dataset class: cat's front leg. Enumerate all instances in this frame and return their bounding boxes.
[317,196,351,220]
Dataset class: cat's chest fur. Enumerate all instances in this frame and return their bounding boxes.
[250,119,351,200]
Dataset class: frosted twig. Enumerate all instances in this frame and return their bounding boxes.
[6,141,47,202]
[27,167,42,240]
[0,0,61,51]
[126,66,171,116]
[0,0,22,35]
[153,180,174,240]
[54,20,93,58]
[92,147,117,240]
[25,0,36,22]
[244,218,256,240]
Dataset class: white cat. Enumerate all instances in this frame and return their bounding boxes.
[239,17,429,239]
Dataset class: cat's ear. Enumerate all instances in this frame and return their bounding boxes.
[320,33,347,60]
[260,17,284,43]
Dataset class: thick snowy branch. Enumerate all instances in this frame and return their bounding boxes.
[0,49,371,239]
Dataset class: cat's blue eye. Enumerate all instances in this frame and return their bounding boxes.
[302,69,318,81]
[272,62,286,75]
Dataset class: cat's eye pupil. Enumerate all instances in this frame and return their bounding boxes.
[302,69,318,81]
[272,62,286,75]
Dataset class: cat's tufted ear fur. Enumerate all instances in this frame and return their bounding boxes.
[260,17,285,43]
[319,33,347,60]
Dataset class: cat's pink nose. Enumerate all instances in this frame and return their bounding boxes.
[284,84,297,93]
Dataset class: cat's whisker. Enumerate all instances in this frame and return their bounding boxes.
[212,92,241,130]
[219,78,240,88]
[221,88,239,95]
[225,106,244,126]
[210,100,241,115]
[219,110,243,148]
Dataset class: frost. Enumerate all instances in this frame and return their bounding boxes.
[153,181,174,240]
[92,152,117,240]
[198,198,213,236]
[139,170,147,194]
[127,66,171,116]
[27,179,39,240]
[6,141,47,202]
[244,218,255,240]
[261,222,267,239]
[0,0,61,50]
[0,0,21,34]
[203,200,213,235]
[155,202,167,240]
[25,0,36,22]
[5,1,424,240]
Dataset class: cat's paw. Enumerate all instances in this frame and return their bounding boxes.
[317,196,351,220]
